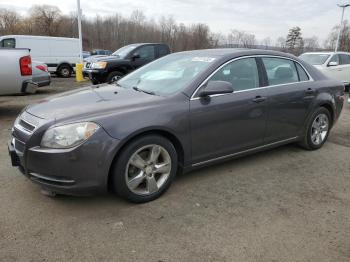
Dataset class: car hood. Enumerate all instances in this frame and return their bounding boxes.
[25,84,163,121]
[91,55,125,62]
[312,65,324,70]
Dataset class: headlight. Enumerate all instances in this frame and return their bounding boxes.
[91,62,107,69]
[41,122,100,149]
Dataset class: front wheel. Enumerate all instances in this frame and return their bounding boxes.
[299,107,331,150]
[112,135,178,203]
[106,71,123,83]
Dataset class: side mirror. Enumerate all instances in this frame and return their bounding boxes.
[198,81,234,97]
[132,53,140,60]
[328,61,339,67]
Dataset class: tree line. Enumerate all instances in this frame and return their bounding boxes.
[0,4,347,55]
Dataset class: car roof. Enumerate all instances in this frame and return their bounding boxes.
[302,51,350,55]
[175,48,297,59]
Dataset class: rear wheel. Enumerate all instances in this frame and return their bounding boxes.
[112,135,178,203]
[57,65,72,78]
[299,107,331,150]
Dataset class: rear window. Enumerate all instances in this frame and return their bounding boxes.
[262,57,299,86]
[0,38,15,48]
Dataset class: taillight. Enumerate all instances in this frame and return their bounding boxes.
[19,55,32,76]
[36,65,48,72]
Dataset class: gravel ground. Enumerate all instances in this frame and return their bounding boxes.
[0,78,350,262]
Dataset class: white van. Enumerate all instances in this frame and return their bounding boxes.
[0,35,80,77]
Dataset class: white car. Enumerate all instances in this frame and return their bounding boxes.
[299,52,350,93]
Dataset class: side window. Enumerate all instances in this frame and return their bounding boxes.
[158,45,169,57]
[137,46,155,60]
[1,38,15,48]
[262,57,298,85]
[329,54,340,65]
[210,58,259,91]
[340,54,350,65]
[295,63,309,81]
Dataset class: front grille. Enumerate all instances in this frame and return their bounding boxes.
[13,138,25,153]
[19,119,35,132]
[12,111,43,154]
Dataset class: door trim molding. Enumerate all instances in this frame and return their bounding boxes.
[190,55,314,101]
[191,136,299,167]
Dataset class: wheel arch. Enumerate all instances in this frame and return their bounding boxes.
[56,62,73,73]
[107,128,185,191]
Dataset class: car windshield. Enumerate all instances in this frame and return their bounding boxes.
[112,45,138,58]
[117,53,218,96]
[299,54,330,65]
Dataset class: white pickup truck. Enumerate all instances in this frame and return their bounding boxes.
[0,48,37,95]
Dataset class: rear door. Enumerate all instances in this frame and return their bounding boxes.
[261,57,315,143]
[337,54,350,84]
[326,54,346,82]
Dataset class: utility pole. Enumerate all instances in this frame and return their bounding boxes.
[335,4,350,52]
[76,0,85,82]
[77,0,83,62]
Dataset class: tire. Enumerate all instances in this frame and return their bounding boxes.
[91,79,99,85]
[57,65,72,78]
[299,107,331,150]
[112,135,178,203]
[345,84,349,93]
[106,71,123,83]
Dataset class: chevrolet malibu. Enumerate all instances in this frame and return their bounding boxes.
[8,49,344,203]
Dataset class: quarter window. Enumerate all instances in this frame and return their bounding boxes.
[295,63,309,81]
[210,58,259,91]
[262,57,298,85]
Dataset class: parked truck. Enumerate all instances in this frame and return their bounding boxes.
[0,48,37,95]
[84,43,170,84]
[0,35,80,78]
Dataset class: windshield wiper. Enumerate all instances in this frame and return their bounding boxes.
[133,86,156,96]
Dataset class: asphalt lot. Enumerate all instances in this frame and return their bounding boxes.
[0,78,350,262]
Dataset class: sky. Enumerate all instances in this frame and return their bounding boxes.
[0,0,347,43]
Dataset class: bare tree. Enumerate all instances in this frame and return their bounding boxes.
[0,8,20,35]
[261,37,271,49]
[303,36,320,52]
[324,20,350,52]
[225,29,256,48]
[29,5,62,36]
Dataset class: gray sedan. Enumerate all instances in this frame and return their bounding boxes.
[8,49,344,203]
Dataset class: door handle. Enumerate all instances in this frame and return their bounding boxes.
[305,88,315,95]
[252,96,267,103]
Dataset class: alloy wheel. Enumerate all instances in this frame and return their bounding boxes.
[125,144,172,195]
[311,113,329,145]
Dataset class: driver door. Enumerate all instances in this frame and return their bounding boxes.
[130,45,156,69]
[189,57,268,164]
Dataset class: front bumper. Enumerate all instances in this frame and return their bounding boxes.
[9,124,121,196]
[83,69,108,83]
